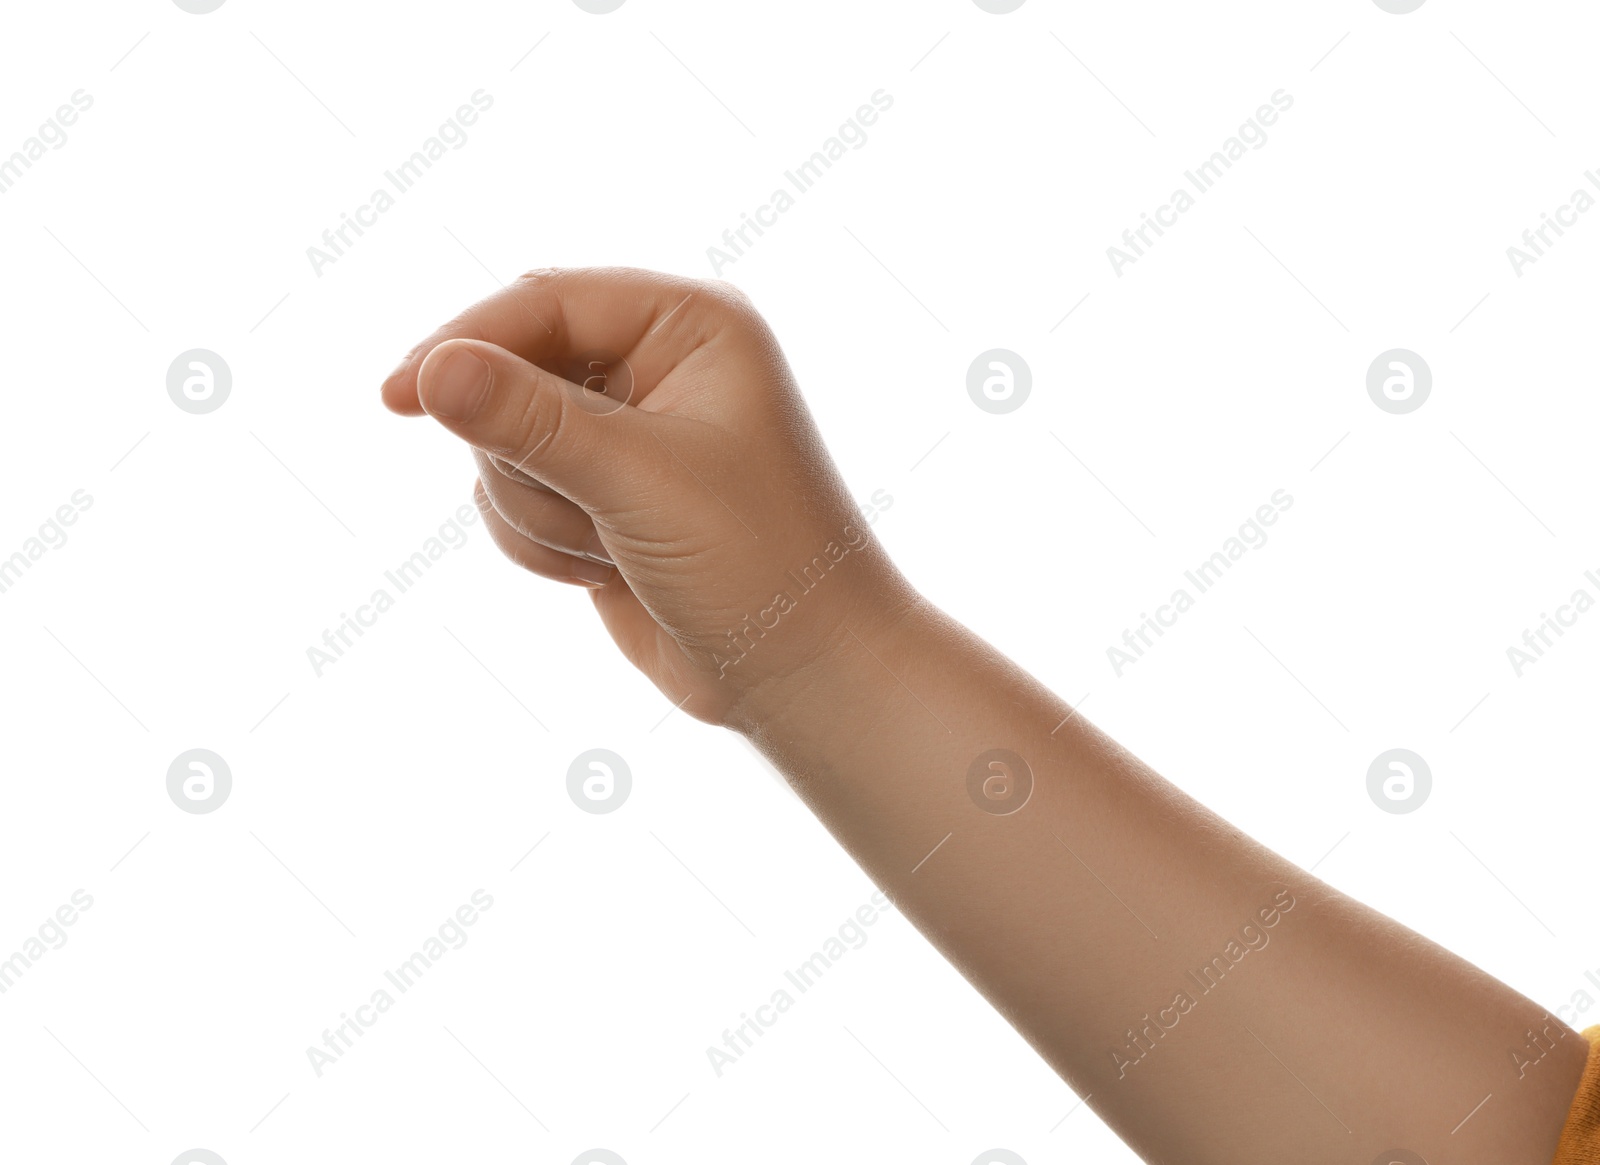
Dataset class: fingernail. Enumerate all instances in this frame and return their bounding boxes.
[424,347,490,420]
[584,531,614,566]
[571,559,613,587]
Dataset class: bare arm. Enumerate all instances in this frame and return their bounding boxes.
[736,596,1584,1163]
[383,266,1586,1164]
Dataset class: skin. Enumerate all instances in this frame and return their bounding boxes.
[382,266,1588,1164]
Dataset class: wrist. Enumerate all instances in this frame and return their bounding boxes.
[720,571,928,743]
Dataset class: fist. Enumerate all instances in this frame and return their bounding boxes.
[382,267,914,727]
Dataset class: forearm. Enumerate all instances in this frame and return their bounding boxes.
[732,592,1586,1164]
[392,267,1588,1163]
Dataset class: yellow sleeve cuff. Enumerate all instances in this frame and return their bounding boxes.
[1552,1026,1600,1164]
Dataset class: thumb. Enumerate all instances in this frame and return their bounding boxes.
[417,338,652,511]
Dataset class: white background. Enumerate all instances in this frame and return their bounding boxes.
[2,1,1597,1162]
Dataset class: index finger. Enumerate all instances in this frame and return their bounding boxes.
[380,266,731,415]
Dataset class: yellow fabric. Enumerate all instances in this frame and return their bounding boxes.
[1552,1025,1600,1163]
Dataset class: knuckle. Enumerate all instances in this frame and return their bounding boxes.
[514,266,563,288]
[711,278,753,305]
[505,369,569,465]
[430,312,480,349]
[671,277,764,340]
[704,278,757,316]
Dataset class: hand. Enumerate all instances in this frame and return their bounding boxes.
[382,267,914,728]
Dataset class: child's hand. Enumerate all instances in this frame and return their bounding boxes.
[384,268,1592,1165]
[382,267,913,727]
